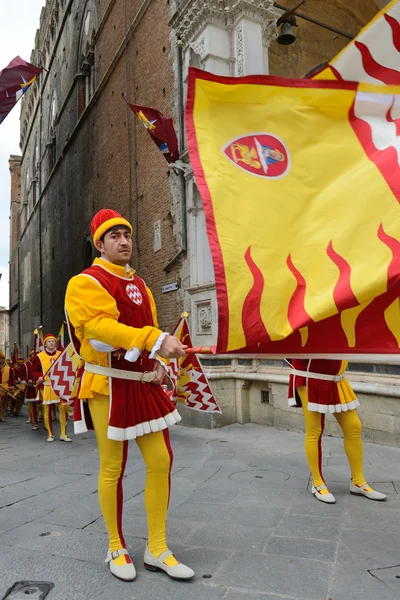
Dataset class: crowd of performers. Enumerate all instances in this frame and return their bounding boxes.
[0,333,72,442]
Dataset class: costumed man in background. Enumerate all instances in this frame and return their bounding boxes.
[0,351,13,422]
[288,358,387,504]
[32,334,71,442]
[65,209,194,582]
[25,350,40,430]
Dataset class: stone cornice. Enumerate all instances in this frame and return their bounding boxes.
[170,0,280,47]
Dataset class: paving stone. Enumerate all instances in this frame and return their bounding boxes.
[224,506,285,529]
[224,592,306,600]
[98,574,227,600]
[0,545,110,600]
[265,535,336,562]
[168,500,232,523]
[289,490,346,516]
[212,551,332,599]
[184,487,239,504]
[233,489,296,509]
[276,514,340,541]
[0,520,144,564]
[329,545,397,600]
[186,523,270,552]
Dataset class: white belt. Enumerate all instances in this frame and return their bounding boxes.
[84,362,157,383]
[290,369,345,383]
[42,382,51,386]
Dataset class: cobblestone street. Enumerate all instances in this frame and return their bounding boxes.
[1,410,400,600]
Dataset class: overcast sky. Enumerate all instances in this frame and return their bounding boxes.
[0,1,44,309]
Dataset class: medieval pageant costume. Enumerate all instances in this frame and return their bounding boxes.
[288,358,386,503]
[65,209,194,582]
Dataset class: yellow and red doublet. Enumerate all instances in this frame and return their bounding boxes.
[32,349,61,404]
[288,358,358,413]
[65,257,180,441]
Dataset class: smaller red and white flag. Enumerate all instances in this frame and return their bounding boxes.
[47,343,80,402]
[166,314,221,413]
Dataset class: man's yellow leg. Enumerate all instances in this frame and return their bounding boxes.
[334,409,367,487]
[89,394,131,567]
[59,404,67,438]
[137,429,178,567]
[298,387,326,489]
[43,404,53,438]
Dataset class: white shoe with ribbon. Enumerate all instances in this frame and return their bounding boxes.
[144,546,194,580]
[105,548,136,581]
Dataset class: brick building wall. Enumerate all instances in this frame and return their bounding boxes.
[12,0,181,352]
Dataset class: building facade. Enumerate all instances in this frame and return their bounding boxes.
[11,0,400,444]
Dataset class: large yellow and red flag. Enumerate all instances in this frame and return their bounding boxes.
[186,67,400,357]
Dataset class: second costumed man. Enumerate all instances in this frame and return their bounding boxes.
[32,334,71,443]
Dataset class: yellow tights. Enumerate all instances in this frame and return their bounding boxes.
[89,394,178,567]
[298,387,366,490]
[43,403,67,438]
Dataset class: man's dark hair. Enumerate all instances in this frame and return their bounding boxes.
[100,224,131,242]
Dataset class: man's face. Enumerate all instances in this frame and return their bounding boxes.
[96,227,132,266]
[0,358,5,368]
[45,339,56,352]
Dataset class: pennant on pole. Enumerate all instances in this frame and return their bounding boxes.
[33,326,45,354]
[166,314,221,413]
[57,322,66,351]
[0,56,42,124]
[123,94,179,163]
[186,67,400,357]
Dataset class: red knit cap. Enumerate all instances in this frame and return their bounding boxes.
[91,209,132,244]
[44,334,56,342]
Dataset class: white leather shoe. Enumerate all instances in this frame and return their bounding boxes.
[350,481,387,501]
[144,546,195,580]
[32,425,39,431]
[105,548,136,581]
[47,436,54,443]
[60,436,72,442]
[312,484,336,504]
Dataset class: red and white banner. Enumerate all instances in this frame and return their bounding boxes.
[166,316,221,413]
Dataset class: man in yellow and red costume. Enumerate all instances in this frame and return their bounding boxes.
[288,358,387,504]
[65,208,194,582]
[32,334,71,442]
[0,350,13,422]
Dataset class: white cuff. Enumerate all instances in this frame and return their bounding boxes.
[124,347,141,362]
[90,339,116,353]
[149,332,169,359]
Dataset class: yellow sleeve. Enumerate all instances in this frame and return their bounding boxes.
[65,275,162,352]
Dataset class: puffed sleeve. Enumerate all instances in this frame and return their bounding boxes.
[65,274,163,353]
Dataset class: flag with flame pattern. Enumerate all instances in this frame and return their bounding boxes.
[186,67,400,356]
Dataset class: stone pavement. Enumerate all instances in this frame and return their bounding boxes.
[1,410,400,600]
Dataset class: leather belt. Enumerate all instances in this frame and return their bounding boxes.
[290,369,345,382]
[84,362,157,383]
